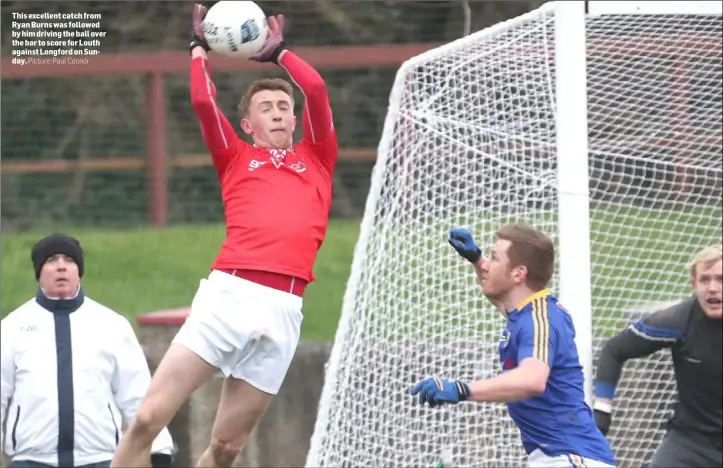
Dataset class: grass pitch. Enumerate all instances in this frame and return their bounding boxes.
[2,203,719,342]
[1,220,359,341]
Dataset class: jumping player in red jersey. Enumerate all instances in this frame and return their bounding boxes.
[111,7,337,468]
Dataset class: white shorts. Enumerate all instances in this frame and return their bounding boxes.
[172,269,303,395]
[528,449,616,468]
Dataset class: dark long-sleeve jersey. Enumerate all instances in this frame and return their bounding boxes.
[594,296,722,445]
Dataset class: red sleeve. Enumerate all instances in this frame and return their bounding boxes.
[189,56,239,177]
[278,51,337,172]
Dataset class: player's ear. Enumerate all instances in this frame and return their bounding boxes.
[240,118,253,135]
[513,265,528,285]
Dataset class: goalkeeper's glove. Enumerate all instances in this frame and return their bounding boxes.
[593,401,612,436]
[448,227,482,264]
[410,377,471,408]
[190,3,210,54]
[249,15,288,65]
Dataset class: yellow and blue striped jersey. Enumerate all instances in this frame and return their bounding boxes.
[499,289,615,465]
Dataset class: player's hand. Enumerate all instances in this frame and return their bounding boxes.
[448,227,482,263]
[410,377,470,408]
[594,409,612,436]
[249,15,288,65]
[190,3,210,55]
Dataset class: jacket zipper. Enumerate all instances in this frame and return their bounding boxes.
[108,404,119,445]
[11,406,21,450]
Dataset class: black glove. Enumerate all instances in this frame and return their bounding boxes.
[151,453,173,468]
[190,3,210,54]
[594,409,612,436]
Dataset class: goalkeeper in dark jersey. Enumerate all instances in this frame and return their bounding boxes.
[593,244,722,468]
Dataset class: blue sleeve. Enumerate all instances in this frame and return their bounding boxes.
[629,312,685,342]
[517,298,557,367]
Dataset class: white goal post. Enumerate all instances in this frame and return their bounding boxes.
[307,2,722,467]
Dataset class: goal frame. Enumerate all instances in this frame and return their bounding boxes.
[556,0,723,405]
[307,1,722,464]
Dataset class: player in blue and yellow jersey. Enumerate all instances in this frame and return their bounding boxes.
[410,223,615,468]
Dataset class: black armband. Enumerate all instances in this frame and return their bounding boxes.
[190,36,210,55]
[151,453,173,468]
[270,41,289,65]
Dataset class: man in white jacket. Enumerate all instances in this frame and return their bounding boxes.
[1,234,174,468]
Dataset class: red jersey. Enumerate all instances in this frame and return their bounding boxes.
[189,51,337,283]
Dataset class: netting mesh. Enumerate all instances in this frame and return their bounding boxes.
[307,5,722,468]
[586,12,722,468]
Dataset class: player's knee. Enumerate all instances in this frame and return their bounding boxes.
[208,437,245,467]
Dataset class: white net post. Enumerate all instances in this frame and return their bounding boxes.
[306,2,722,467]
[554,0,594,407]
[585,2,722,467]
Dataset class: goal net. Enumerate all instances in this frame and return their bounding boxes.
[306,2,722,468]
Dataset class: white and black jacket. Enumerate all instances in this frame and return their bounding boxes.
[1,288,174,467]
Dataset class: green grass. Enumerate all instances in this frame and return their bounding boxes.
[3,203,720,342]
[1,219,360,341]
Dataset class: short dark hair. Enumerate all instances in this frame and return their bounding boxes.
[495,223,555,291]
[238,78,294,117]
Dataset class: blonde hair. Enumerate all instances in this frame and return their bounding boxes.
[689,244,722,277]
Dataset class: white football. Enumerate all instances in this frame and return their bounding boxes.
[201,1,268,59]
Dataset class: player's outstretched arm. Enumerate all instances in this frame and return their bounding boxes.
[466,307,555,402]
[188,4,239,177]
[409,358,549,408]
[464,359,549,403]
[250,16,336,167]
[594,300,689,400]
[592,299,691,433]
[464,309,555,403]
[410,310,553,406]
[278,50,333,144]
